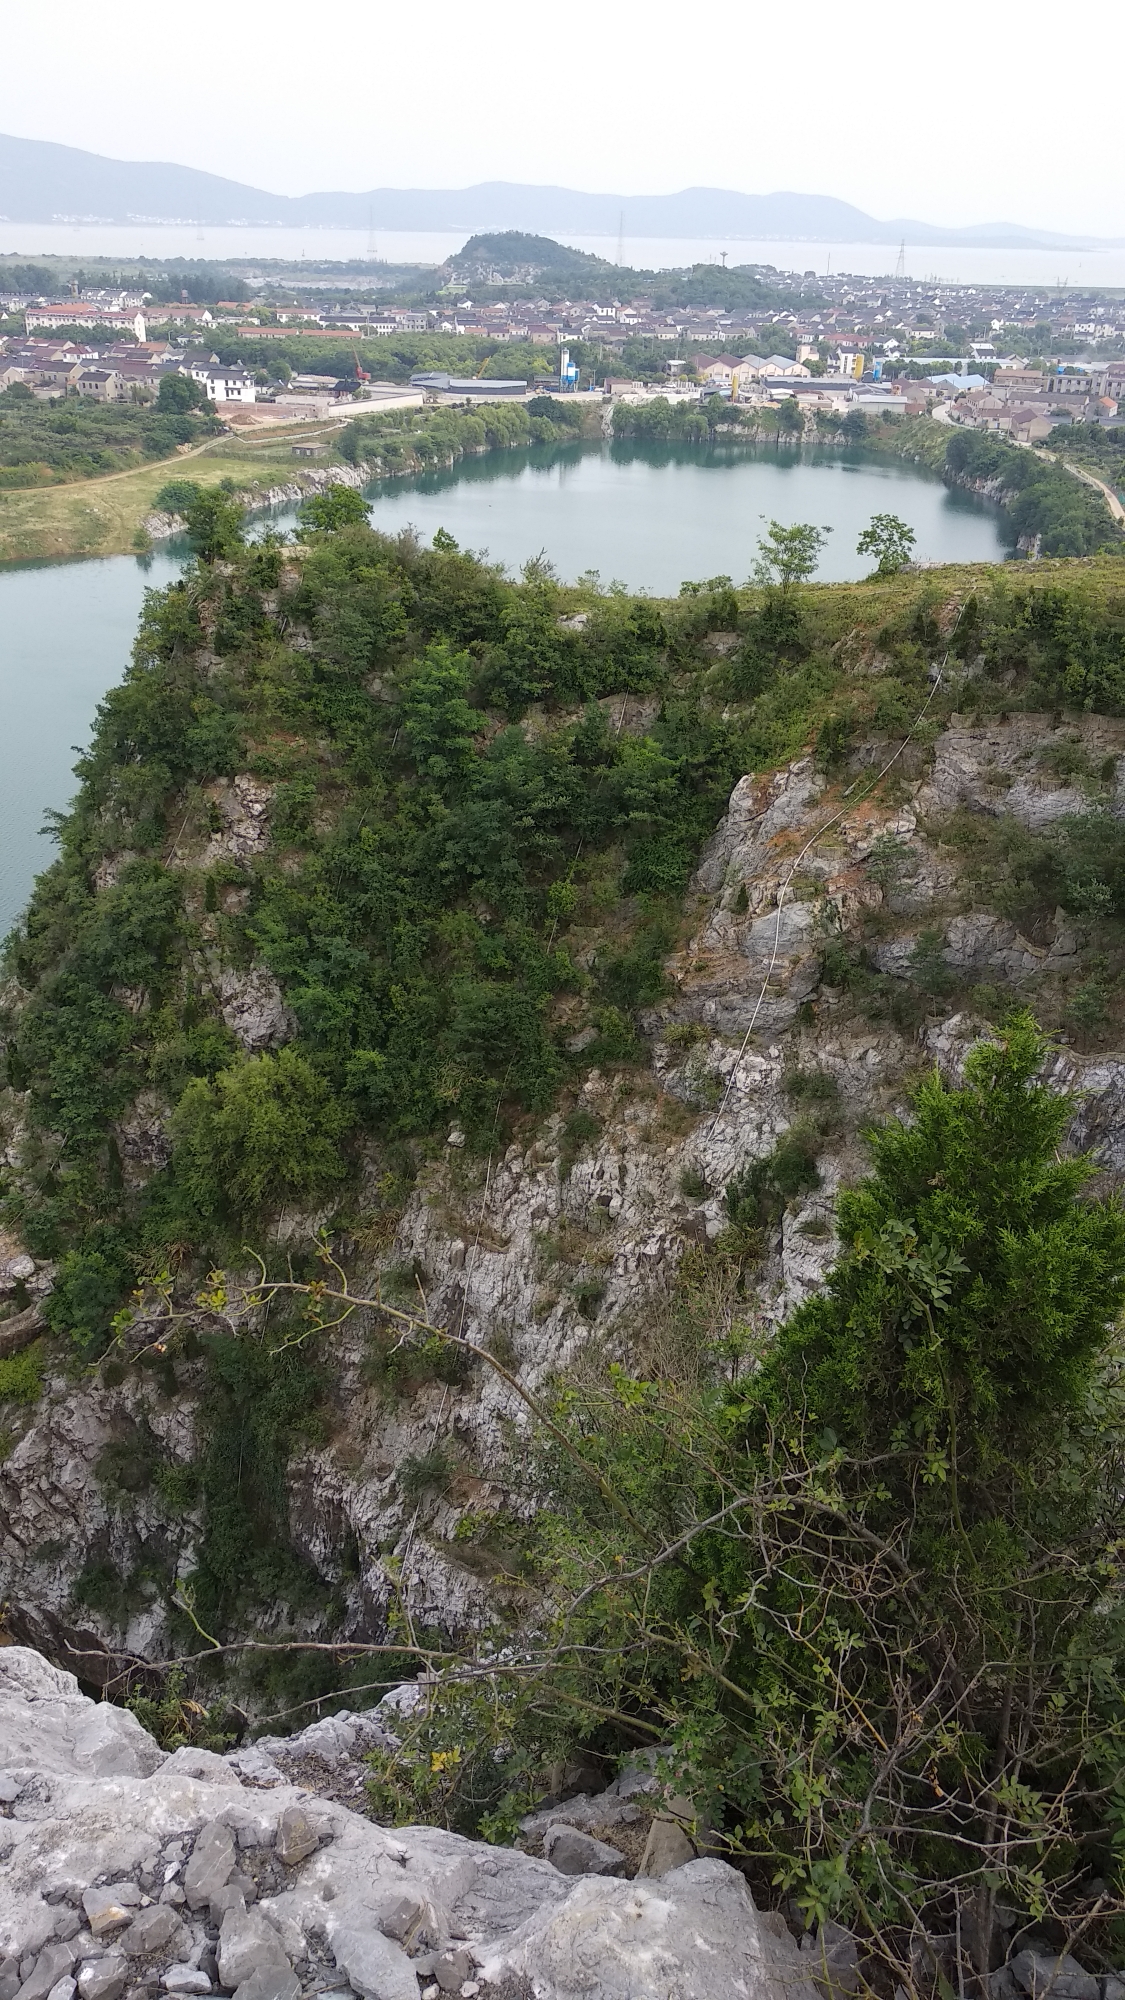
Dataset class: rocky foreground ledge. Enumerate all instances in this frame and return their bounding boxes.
[0,1648,817,2000]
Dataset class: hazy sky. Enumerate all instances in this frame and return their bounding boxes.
[1,0,1118,238]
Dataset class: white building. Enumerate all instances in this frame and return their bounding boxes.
[186,362,256,404]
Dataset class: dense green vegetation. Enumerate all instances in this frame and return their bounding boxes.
[449,230,814,314]
[0,255,252,305]
[10,516,1125,1675]
[610,396,772,441]
[944,425,1119,557]
[336,395,587,472]
[210,329,602,388]
[1047,419,1125,494]
[0,383,220,487]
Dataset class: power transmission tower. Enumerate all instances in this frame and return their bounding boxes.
[894,238,906,281]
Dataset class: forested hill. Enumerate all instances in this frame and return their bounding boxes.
[6,502,1125,1359]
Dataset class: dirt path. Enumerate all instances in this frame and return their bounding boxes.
[28,433,217,494]
[1057,457,1125,523]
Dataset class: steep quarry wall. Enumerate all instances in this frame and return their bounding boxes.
[5,706,1125,1675]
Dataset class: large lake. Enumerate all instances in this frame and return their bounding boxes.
[0,440,1008,936]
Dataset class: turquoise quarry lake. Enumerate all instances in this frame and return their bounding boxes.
[0,440,1009,935]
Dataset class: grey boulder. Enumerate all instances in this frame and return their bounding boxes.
[16,1945,76,2000]
[328,1911,419,2000]
[362,1889,435,1951]
[80,1894,138,1941]
[217,1911,289,1993]
[637,1815,696,1878]
[274,1809,318,1869]
[543,1824,625,1877]
[479,1858,821,2000]
[116,1910,184,1960]
[0,1652,162,1784]
[183,1824,236,1910]
[231,1972,299,2000]
[75,1958,126,2000]
[1011,1953,1099,2000]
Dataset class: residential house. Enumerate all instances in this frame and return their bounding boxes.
[691,354,740,389]
[759,355,812,379]
[1047,367,1095,397]
[153,306,215,328]
[993,368,1045,395]
[73,367,124,402]
[185,362,256,404]
[35,357,82,392]
[1009,407,1054,443]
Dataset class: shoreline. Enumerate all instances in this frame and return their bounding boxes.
[1,408,1107,569]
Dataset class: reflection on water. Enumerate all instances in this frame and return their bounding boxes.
[357,438,1010,591]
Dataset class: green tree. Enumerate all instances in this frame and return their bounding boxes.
[297,485,370,537]
[157,372,211,414]
[152,478,203,516]
[184,487,245,563]
[763,1013,1125,1451]
[753,518,831,591]
[856,511,917,576]
[401,638,479,787]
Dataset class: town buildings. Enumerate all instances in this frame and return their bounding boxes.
[0,336,256,405]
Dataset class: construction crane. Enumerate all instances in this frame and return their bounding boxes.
[353,349,370,384]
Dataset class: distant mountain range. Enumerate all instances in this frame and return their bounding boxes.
[0,133,1118,253]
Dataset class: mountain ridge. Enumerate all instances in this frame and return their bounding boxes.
[0,131,1118,252]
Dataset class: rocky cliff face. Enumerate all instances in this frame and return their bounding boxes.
[4,705,1125,1675]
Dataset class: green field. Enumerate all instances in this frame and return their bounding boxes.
[0,428,345,564]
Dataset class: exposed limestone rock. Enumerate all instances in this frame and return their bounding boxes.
[197,777,274,868]
[541,1825,624,1876]
[914,713,1125,825]
[214,968,296,1052]
[113,1092,173,1184]
[0,1647,814,2000]
[477,1860,817,2000]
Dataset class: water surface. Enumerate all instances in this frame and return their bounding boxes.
[359,439,1009,591]
[3,220,1121,286]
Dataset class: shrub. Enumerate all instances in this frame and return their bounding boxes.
[297,486,370,537]
[152,479,203,516]
[0,1340,44,1404]
[171,1048,349,1219]
[44,1246,133,1352]
[437,1017,1125,1968]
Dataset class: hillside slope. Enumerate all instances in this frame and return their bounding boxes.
[5,521,1125,1690]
